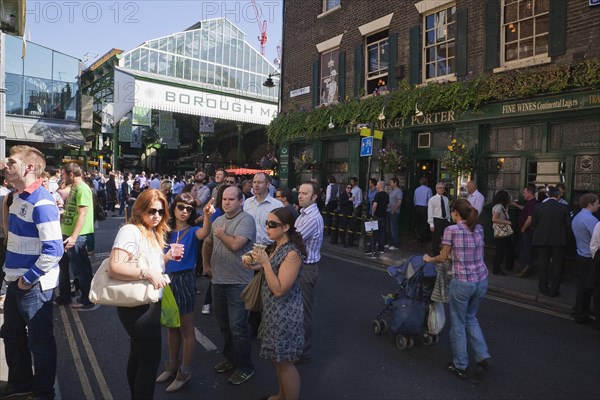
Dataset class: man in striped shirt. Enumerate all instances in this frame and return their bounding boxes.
[1,145,64,399]
[294,181,324,363]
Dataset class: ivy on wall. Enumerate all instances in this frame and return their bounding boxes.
[267,58,600,145]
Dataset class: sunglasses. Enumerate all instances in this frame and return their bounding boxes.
[346,186,352,189]
[147,208,165,216]
[265,220,283,229]
[226,180,236,184]
[176,204,194,213]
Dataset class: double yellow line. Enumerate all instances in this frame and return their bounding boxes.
[58,306,113,400]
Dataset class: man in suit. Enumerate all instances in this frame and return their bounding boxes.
[427,182,451,256]
[531,187,571,297]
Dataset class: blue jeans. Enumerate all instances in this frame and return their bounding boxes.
[58,235,93,305]
[448,278,491,370]
[518,230,533,270]
[0,281,56,399]
[388,212,400,247]
[212,283,253,373]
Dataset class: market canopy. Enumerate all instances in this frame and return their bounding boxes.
[5,116,85,145]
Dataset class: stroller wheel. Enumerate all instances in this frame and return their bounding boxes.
[422,333,434,346]
[379,319,389,334]
[433,334,440,344]
[407,337,415,349]
[371,320,382,335]
[395,335,408,350]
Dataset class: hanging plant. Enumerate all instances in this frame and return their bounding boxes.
[377,145,407,175]
[440,138,475,182]
[292,150,319,174]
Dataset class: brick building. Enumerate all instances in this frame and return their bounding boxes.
[274,0,600,235]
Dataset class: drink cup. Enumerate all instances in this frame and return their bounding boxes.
[170,243,184,261]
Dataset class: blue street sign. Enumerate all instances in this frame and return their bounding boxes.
[360,136,373,157]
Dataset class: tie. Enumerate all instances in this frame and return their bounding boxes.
[441,196,447,219]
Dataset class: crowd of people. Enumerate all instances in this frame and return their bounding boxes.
[1,145,598,400]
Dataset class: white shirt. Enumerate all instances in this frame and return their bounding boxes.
[467,189,485,215]
[591,221,600,259]
[427,194,450,227]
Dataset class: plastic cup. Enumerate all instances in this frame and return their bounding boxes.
[170,243,184,261]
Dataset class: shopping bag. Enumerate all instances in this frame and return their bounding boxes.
[160,285,180,328]
[427,301,446,335]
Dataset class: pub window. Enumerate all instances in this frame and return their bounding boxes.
[486,157,522,201]
[365,29,389,94]
[501,0,549,66]
[320,48,340,105]
[423,4,456,81]
[323,0,341,13]
[326,141,349,184]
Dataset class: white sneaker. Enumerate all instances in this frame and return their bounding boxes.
[384,244,390,248]
[201,304,211,314]
[388,246,399,250]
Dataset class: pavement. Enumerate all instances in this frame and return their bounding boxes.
[321,233,579,317]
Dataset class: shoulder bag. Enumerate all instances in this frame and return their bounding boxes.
[89,252,160,307]
[240,270,264,312]
[493,207,514,238]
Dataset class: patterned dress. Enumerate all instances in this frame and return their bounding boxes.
[258,241,305,362]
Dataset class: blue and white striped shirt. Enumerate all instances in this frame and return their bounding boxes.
[295,203,323,264]
[4,181,64,290]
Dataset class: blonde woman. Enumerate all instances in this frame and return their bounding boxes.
[108,189,178,399]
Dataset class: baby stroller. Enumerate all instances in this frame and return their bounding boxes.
[371,255,439,350]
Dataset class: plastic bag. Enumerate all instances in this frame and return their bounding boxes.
[160,285,180,328]
[427,301,446,335]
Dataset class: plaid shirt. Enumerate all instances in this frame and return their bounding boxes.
[442,222,488,283]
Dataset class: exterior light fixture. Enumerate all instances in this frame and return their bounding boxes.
[378,107,386,121]
[415,104,424,117]
[263,72,280,88]
[328,116,335,129]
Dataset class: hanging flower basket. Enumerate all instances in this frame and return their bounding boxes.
[293,150,319,175]
[440,138,474,181]
[377,146,407,175]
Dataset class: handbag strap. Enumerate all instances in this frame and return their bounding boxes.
[175,227,192,244]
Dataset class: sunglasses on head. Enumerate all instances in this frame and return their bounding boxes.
[176,204,194,213]
[147,208,165,216]
[265,220,283,229]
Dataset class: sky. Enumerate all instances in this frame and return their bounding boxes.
[24,0,283,68]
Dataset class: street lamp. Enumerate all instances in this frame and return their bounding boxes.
[263,72,280,88]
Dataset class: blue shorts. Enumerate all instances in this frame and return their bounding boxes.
[169,269,196,316]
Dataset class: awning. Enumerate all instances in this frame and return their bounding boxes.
[5,116,86,146]
[113,66,278,126]
[226,168,273,176]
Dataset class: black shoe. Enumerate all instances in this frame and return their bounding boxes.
[363,248,373,254]
[0,384,32,399]
[447,361,468,379]
[515,265,531,278]
[492,271,507,276]
[476,358,491,374]
[548,291,560,298]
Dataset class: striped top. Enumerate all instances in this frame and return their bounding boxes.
[4,180,64,290]
[295,203,323,264]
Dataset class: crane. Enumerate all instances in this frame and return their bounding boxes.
[251,0,268,55]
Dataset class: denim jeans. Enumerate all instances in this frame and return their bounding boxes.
[448,278,491,370]
[375,217,387,250]
[58,235,93,305]
[212,283,253,373]
[388,212,400,247]
[0,281,56,399]
[518,230,533,270]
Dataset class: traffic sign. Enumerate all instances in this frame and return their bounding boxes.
[360,136,373,157]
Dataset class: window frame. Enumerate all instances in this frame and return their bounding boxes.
[320,48,340,106]
[496,0,551,72]
[421,3,457,83]
[322,0,341,14]
[364,29,389,94]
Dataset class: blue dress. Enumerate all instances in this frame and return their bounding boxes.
[258,242,304,362]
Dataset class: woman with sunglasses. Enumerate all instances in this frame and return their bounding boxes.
[108,189,177,400]
[423,199,491,379]
[154,193,214,391]
[244,207,307,400]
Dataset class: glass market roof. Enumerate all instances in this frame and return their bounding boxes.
[119,18,279,101]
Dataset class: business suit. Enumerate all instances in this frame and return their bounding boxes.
[427,194,451,256]
[531,198,571,296]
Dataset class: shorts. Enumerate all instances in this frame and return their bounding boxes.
[169,268,196,316]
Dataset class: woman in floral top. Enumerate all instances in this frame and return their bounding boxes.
[424,199,491,379]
